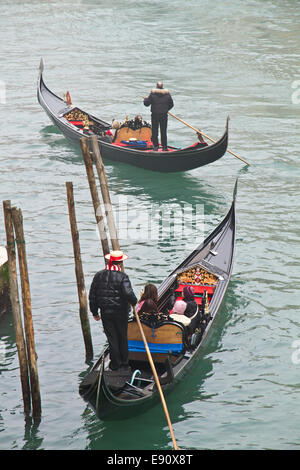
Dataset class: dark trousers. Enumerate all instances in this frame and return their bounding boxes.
[101,311,129,369]
[151,113,168,148]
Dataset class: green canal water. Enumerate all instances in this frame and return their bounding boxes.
[0,0,300,451]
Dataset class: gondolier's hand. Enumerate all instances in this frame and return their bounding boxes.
[93,314,101,321]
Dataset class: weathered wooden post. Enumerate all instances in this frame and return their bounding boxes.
[11,206,41,418]
[3,201,31,415]
[80,138,110,258]
[90,135,121,253]
[66,182,93,361]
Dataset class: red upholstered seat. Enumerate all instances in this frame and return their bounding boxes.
[69,120,83,127]
[175,284,216,306]
[175,284,215,295]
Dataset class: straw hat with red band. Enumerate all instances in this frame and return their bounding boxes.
[105,250,129,263]
[105,250,129,269]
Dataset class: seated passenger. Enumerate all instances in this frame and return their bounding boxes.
[138,299,169,325]
[106,120,121,141]
[134,115,143,129]
[182,285,200,331]
[182,286,197,314]
[170,300,191,327]
[111,119,121,138]
[137,283,158,313]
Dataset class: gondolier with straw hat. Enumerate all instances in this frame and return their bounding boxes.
[89,250,137,371]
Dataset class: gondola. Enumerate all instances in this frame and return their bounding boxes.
[79,182,237,420]
[37,60,229,173]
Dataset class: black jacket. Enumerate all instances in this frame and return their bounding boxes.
[184,299,198,318]
[144,88,174,114]
[89,269,137,316]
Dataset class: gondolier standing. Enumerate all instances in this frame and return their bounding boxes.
[143,82,174,151]
[89,251,137,371]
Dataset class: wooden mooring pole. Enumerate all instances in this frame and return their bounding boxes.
[3,200,31,415]
[66,181,94,361]
[11,206,41,418]
[90,135,121,253]
[80,138,110,259]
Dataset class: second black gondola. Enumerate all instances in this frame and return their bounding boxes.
[37,60,229,173]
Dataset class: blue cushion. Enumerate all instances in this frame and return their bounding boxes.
[121,140,148,149]
[128,340,183,354]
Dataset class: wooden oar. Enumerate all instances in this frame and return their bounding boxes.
[132,306,179,450]
[168,111,250,166]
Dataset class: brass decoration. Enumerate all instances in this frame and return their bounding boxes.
[64,108,89,122]
[82,115,90,129]
[204,290,210,315]
[177,265,218,286]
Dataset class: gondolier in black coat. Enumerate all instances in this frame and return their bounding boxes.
[143,82,174,151]
[89,250,137,371]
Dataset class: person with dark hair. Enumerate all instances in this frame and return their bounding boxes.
[137,283,158,312]
[138,299,169,325]
[89,250,137,371]
[143,82,174,151]
[138,298,158,317]
[182,286,198,317]
[136,284,169,324]
[181,285,200,332]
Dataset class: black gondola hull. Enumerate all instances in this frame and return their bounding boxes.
[97,134,228,173]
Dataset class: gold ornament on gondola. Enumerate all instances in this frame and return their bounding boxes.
[177,265,217,286]
[204,290,210,315]
[64,108,89,122]
[83,115,90,129]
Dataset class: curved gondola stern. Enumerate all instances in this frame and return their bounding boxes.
[226,115,230,133]
[39,57,44,77]
[37,59,43,104]
[228,176,238,277]
[37,58,48,108]
[232,176,238,204]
